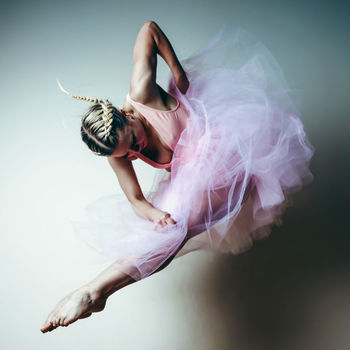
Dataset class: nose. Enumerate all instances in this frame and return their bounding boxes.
[136,140,143,152]
[130,143,140,154]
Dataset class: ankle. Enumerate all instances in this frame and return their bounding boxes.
[84,284,104,304]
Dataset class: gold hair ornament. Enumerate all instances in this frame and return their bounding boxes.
[56,79,114,142]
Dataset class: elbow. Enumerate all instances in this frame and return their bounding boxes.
[140,20,157,33]
[139,21,159,44]
[143,20,158,28]
[145,21,161,46]
[143,21,160,36]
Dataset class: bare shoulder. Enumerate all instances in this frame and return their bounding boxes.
[107,156,131,171]
[129,83,160,105]
[128,84,178,111]
[122,94,134,112]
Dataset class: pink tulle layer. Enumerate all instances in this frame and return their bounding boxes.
[71,24,315,281]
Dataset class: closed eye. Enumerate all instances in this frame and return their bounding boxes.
[121,133,137,159]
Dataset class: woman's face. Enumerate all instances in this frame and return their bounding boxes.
[111,115,148,159]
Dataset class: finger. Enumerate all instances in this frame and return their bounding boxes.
[164,217,171,225]
[166,217,176,225]
[155,221,165,230]
[163,215,170,226]
[158,217,166,227]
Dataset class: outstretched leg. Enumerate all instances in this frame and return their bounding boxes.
[40,237,188,333]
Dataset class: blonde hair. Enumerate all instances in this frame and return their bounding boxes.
[57,79,128,156]
[81,104,128,156]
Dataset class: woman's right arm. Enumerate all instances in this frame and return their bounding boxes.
[149,21,189,94]
[107,157,176,226]
[130,21,189,97]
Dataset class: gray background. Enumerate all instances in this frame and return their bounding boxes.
[1,0,349,349]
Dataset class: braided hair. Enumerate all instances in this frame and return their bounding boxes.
[80,104,128,156]
[57,79,128,156]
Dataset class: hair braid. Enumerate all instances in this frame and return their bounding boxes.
[57,79,128,156]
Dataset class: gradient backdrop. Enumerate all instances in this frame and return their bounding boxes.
[1,0,349,349]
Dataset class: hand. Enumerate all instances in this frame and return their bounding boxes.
[150,208,176,229]
[175,72,189,95]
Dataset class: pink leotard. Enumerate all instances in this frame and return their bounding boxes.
[126,92,189,170]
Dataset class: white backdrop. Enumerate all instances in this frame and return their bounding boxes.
[1,0,349,349]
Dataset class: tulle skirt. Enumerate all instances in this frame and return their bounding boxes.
[71,24,315,281]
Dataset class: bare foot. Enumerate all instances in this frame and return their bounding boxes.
[40,286,106,333]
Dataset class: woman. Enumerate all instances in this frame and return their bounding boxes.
[41,21,314,333]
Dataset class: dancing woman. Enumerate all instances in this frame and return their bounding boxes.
[41,21,314,333]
